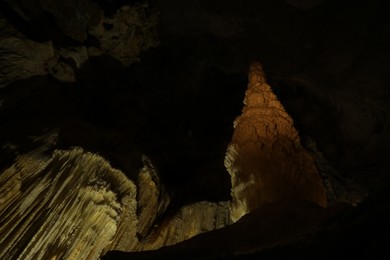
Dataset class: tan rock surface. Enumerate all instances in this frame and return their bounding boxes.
[88,4,159,66]
[0,134,231,259]
[0,37,55,87]
[225,62,327,221]
[134,201,231,251]
[0,146,137,260]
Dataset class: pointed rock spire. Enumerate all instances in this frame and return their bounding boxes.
[225,62,327,222]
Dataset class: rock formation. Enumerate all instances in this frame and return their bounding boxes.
[1,0,389,259]
[0,132,231,259]
[225,62,327,221]
[0,139,138,259]
[88,3,159,66]
[0,36,55,87]
[0,1,158,87]
[130,201,231,251]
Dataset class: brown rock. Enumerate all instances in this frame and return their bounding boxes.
[0,37,55,87]
[88,4,159,66]
[225,61,327,221]
[136,155,170,240]
[134,201,231,251]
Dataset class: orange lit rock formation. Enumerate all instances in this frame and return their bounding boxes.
[225,62,327,222]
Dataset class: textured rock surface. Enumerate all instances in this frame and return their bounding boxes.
[0,132,231,259]
[88,3,159,66]
[225,62,327,221]
[0,1,158,87]
[154,0,390,195]
[0,144,137,260]
[1,0,389,259]
[134,201,231,251]
[0,37,55,87]
[136,155,170,240]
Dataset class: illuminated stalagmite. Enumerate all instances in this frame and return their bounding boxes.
[225,62,327,222]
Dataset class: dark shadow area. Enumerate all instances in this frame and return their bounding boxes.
[0,43,246,209]
[103,186,390,259]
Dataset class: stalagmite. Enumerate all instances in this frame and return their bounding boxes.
[225,62,327,222]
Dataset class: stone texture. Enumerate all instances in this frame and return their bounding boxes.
[0,36,90,86]
[134,201,231,251]
[153,0,390,193]
[0,131,232,259]
[0,15,84,86]
[0,37,55,87]
[0,144,137,260]
[1,0,389,259]
[225,61,327,221]
[88,3,159,66]
[136,155,170,240]
[0,1,159,87]
[46,46,90,83]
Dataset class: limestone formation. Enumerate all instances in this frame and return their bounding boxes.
[0,146,137,259]
[0,2,159,87]
[0,132,231,259]
[136,155,170,239]
[225,61,327,222]
[0,37,55,87]
[134,201,231,251]
[88,3,159,66]
[0,61,329,259]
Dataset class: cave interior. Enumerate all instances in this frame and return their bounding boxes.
[0,0,390,259]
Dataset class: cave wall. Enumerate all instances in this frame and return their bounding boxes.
[2,0,388,192]
[0,132,232,259]
[0,0,390,259]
